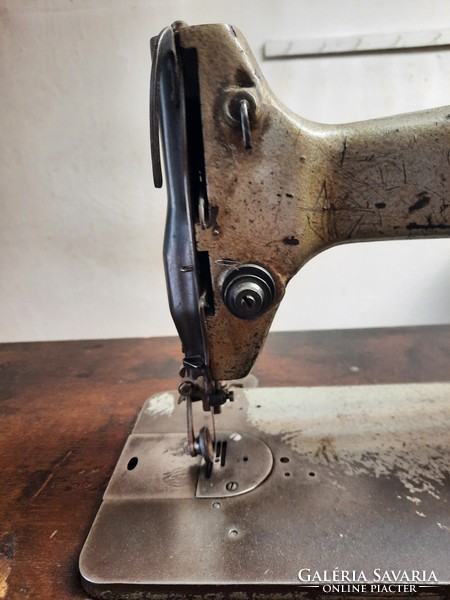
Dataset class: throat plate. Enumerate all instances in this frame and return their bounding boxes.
[80,382,450,598]
[102,430,273,501]
[197,431,273,498]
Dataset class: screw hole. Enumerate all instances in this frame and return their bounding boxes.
[243,456,248,462]
[229,529,239,537]
[284,472,291,477]
[309,471,316,477]
[280,456,290,463]
[256,404,261,408]
[127,457,138,471]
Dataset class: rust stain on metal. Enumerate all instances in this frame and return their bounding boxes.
[314,437,339,463]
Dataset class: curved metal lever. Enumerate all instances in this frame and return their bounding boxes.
[149,26,175,188]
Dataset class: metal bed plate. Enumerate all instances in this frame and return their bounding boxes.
[80,382,450,598]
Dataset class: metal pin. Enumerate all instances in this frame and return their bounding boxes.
[199,194,207,229]
[240,99,252,149]
[210,406,216,450]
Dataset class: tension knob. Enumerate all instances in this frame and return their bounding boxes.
[222,264,276,320]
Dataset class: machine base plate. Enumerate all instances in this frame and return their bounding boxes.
[80,382,450,598]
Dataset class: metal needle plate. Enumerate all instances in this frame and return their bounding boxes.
[80,382,450,598]
[196,431,273,498]
[102,430,273,501]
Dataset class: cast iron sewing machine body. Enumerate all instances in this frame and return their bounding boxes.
[79,22,450,599]
[153,23,450,382]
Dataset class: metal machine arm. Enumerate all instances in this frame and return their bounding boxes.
[151,22,450,459]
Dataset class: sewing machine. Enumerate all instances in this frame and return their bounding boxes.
[79,23,450,598]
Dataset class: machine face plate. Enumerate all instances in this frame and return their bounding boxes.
[80,383,450,598]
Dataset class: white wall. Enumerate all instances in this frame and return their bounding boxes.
[1,0,449,342]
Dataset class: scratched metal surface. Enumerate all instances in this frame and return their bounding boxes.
[172,24,450,381]
[80,382,450,598]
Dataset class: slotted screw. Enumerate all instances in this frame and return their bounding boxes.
[226,481,239,491]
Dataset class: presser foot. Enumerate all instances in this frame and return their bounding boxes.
[178,377,235,463]
[80,382,450,598]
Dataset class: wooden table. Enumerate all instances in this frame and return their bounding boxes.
[0,326,449,599]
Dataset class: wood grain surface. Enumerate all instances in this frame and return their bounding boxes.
[0,326,448,599]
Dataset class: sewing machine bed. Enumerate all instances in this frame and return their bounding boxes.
[80,381,450,598]
[1,327,449,598]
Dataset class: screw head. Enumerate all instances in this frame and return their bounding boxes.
[223,89,257,128]
[226,481,239,491]
[178,381,194,396]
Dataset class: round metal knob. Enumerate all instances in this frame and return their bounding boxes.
[222,265,276,320]
[194,426,214,463]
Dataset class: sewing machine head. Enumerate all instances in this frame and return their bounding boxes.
[150,21,450,463]
[80,22,450,597]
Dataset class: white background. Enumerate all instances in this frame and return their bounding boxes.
[1,0,449,342]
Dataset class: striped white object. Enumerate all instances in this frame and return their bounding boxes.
[264,29,450,58]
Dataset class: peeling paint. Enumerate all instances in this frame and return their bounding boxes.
[246,382,450,500]
[405,496,422,505]
[144,392,174,418]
